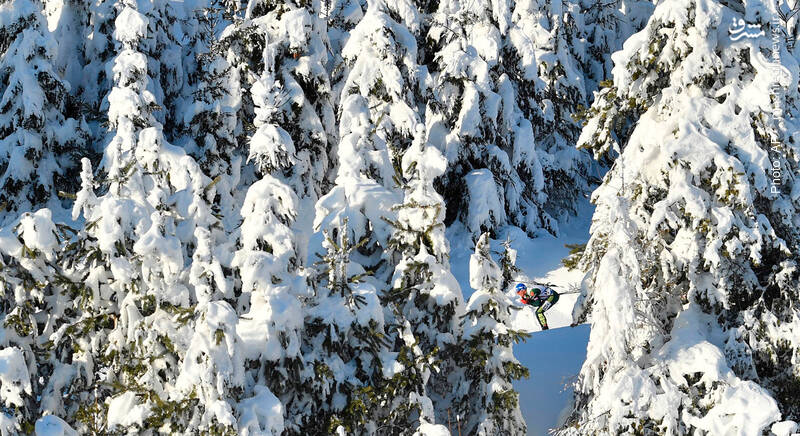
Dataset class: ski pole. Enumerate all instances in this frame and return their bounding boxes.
[538,282,581,294]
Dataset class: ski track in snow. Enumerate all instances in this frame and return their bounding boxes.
[448,200,594,436]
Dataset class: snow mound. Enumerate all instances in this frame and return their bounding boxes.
[237,386,284,436]
[0,347,31,408]
[113,7,147,44]
[413,421,451,436]
[35,416,78,436]
[107,392,152,429]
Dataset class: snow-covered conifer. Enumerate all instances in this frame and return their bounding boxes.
[177,1,245,226]
[41,0,89,92]
[180,1,241,175]
[218,3,338,430]
[220,0,335,202]
[316,3,455,427]
[334,0,423,179]
[80,0,118,134]
[62,4,221,432]
[230,174,307,433]
[577,0,653,93]
[174,300,243,433]
[427,0,553,236]
[515,0,599,219]
[499,237,519,291]
[315,0,424,281]
[301,222,394,434]
[384,125,464,428]
[323,0,362,98]
[0,0,88,221]
[142,0,185,132]
[0,209,70,433]
[454,233,529,435]
[562,1,800,433]
[246,10,334,201]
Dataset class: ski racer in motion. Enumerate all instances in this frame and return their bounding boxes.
[516,282,559,330]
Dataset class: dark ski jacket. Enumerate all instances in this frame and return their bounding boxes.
[521,286,559,307]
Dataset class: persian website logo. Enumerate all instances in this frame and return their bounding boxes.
[728,18,765,40]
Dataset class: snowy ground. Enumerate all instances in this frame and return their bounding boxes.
[514,324,590,435]
[447,201,594,435]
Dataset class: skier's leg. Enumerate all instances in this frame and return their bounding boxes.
[537,296,557,330]
[536,306,549,330]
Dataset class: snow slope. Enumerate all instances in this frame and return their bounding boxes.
[448,201,594,435]
[515,325,590,436]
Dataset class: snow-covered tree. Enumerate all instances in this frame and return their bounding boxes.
[179,0,242,182]
[301,221,396,434]
[323,0,362,97]
[203,2,338,431]
[80,0,118,136]
[41,0,89,92]
[453,233,528,435]
[61,4,222,432]
[0,0,88,221]
[316,0,424,283]
[174,300,243,434]
[499,237,520,291]
[142,0,185,132]
[230,174,307,433]
[334,0,423,183]
[247,5,334,200]
[577,0,653,94]
[562,1,800,433]
[218,0,335,204]
[0,209,72,433]
[427,0,553,237]
[172,55,303,436]
[514,0,599,220]
[175,0,248,239]
[383,125,464,428]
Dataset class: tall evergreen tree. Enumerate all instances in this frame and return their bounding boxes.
[60,4,220,432]
[454,233,528,435]
[562,1,800,433]
[0,208,74,433]
[301,222,394,434]
[316,0,424,279]
[0,0,88,222]
[220,0,335,204]
[310,1,434,431]
[229,174,304,434]
[517,0,599,219]
[203,0,339,432]
[384,125,464,428]
[174,299,244,434]
[427,0,554,237]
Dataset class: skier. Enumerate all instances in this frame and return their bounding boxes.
[516,283,559,330]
